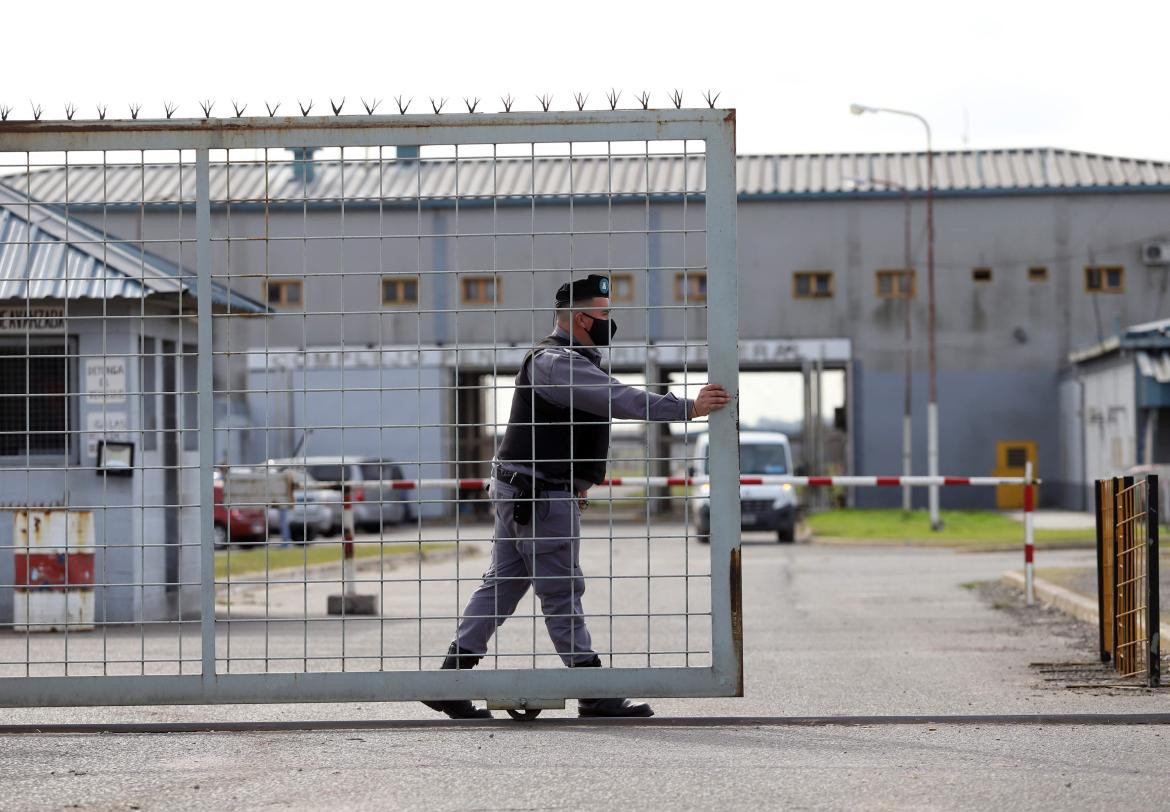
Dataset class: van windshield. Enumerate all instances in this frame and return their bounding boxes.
[704,442,789,475]
[741,444,788,475]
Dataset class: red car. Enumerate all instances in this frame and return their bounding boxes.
[214,483,268,548]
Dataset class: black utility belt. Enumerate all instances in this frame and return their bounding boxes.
[494,470,572,526]
[493,470,571,495]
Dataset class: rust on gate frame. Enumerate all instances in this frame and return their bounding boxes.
[1094,475,1161,687]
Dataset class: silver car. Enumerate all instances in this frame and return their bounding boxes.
[268,457,411,531]
[267,490,339,542]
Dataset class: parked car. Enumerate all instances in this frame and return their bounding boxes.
[266,456,410,531]
[267,490,338,542]
[357,458,414,525]
[693,431,798,543]
[213,482,268,548]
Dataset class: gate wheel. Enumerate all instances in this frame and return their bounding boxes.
[506,709,543,721]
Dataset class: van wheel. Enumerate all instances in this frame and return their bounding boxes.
[213,522,229,549]
[777,523,795,543]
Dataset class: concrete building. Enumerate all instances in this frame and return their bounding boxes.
[6,146,1170,509]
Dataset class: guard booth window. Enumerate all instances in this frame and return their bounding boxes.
[0,339,76,459]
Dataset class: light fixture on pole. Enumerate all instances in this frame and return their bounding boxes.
[850,103,941,529]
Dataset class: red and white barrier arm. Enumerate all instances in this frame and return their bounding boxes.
[374,475,1036,490]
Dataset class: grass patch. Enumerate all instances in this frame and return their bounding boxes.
[215,541,454,580]
[806,509,1093,550]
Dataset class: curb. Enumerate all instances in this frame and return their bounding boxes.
[1000,570,1168,639]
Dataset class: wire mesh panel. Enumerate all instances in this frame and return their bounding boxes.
[0,109,741,706]
[0,143,204,684]
[1112,475,1160,687]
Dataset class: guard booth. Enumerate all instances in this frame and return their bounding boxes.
[0,184,266,628]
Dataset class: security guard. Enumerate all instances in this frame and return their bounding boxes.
[423,274,731,719]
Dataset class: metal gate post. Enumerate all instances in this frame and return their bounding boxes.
[704,110,743,694]
[195,147,216,686]
[1147,474,1160,688]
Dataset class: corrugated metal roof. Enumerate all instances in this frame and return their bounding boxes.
[0,184,267,311]
[5,147,1170,206]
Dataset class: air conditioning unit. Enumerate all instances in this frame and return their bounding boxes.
[1142,241,1170,265]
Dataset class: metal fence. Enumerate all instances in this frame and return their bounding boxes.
[0,108,742,707]
[1094,475,1161,688]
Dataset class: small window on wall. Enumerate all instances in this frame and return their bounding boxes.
[674,272,707,302]
[0,340,76,459]
[265,279,303,308]
[1028,266,1048,281]
[875,269,915,299]
[972,267,993,282]
[381,276,419,306]
[461,275,500,305]
[609,274,635,303]
[793,271,834,299]
[1086,265,1124,293]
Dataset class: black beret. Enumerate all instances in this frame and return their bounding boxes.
[555,274,611,306]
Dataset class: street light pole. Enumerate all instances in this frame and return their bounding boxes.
[851,104,941,529]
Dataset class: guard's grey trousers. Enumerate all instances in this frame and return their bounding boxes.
[455,478,595,665]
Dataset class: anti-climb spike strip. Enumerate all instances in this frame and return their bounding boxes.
[1,91,735,123]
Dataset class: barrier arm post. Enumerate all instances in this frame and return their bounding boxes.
[1024,461,1035,607]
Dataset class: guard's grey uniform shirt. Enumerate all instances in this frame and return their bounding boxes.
[456,327,696,664]
[501,326,694,490]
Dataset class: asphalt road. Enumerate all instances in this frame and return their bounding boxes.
[2,526,1167,810]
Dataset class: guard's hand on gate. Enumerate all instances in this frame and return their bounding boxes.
[691,384,731,418]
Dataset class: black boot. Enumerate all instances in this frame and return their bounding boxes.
[571,655,654,718]
[421,643,493,720]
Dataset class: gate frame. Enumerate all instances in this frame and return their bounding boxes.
[0,109,743,707]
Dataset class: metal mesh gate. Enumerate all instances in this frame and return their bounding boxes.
[0,109,741,706]
[1095,475,1161,688]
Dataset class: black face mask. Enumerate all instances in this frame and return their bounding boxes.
[583,314,617,346]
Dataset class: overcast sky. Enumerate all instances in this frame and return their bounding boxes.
[5,0,1168,160]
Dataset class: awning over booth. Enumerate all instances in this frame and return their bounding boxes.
[0,182,267,313]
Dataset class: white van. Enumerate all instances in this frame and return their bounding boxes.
[692,431,797,543]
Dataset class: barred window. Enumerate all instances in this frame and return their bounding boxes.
[674,272,707,302]
[0,340,75,457]
[382,276,419,305]
[793,271,834,299]
[876,269,916,299]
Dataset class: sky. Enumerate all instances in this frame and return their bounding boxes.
[4,0,1169,161]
